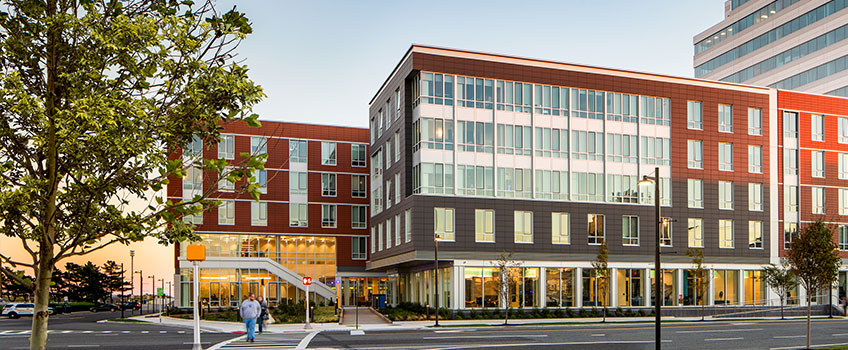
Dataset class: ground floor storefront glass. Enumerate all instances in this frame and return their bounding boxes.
[179,268,328,308]
[714,270,739,305]
[546,268,575,307]
[338,277,390,306]
[617,269,643,306]
[744,270,766,305]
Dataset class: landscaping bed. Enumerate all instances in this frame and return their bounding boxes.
[379,302,653,322]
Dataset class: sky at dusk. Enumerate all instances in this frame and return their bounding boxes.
[1,0,724,294]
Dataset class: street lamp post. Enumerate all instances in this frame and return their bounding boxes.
[135,270,143,314]
[639,166,662,350]
[121,263,125,319]
[148,275,155,313]
[434,233,441,327]
[130,250,135,315]
[159,278,165,316]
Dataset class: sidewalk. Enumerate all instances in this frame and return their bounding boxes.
[127,313,840,333]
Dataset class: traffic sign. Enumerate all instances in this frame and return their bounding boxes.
[157,288,164,297]
[302,277,312,285]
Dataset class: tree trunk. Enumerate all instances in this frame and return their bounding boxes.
[780,295,784,320]
[31,243,54,350]
[806,293,811,350]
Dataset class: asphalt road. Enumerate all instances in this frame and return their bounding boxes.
[307,318,848,350]
[0,310,235,349]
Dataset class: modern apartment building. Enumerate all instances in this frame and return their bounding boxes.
[169,121,386,308]
[368,44,848,311]
[694,0,848,96]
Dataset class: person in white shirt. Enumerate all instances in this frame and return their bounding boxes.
[239,293,261,343]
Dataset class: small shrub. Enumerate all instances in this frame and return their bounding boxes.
[566,308,575,318]
[590,307,599,317]
[615,307,624,317]
[468,309,477,319]
[578,308,587,317]
[554,308,564,318]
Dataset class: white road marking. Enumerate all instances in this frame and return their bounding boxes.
[206,335,246,350]
[774,335,806,339]
[771,342,848,350]
[141,331,149,334]
[296,331,321,350]
[68,345,98,348]
[834,333,848,336]
[591,334,605,337]
[434,330,464,333]
[159,330,167,333]
[676,328,762,334]
[705,337,744,341]
[424,335,549,339]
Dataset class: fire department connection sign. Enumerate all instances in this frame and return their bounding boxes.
[302,277,312,285]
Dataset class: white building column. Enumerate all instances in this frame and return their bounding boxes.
[452,266,464,310]
[738,269,745,306]
[676,269,684,306]
[575,267,583,308]
[707,269,714,306]
[539,267,547,308]
[644,268,652,307]
[609,268,618,308]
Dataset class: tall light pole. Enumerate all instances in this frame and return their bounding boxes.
[434,232,441,327]
[148,274,155,313]
[159,278,165,315]
[130,250,135,315]
[135,270,143,314]
[639,166,662,350]
[121,263,125,319]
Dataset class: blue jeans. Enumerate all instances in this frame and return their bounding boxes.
[244,318,257,340]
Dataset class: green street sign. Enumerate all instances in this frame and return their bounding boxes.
[157,287,164,297]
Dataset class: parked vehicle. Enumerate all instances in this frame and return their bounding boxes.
[89,303,119,312]
[2,303,54,319]
[121,302,141,311]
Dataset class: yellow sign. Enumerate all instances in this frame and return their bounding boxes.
[186,244,206,261]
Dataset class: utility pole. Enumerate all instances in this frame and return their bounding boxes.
[148,274,155,313]
[136,270,143,314]
[121,263,125,319]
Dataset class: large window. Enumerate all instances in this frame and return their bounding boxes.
[749,183,763,211]
[552,212,570,244]
[183,166,203,191]
[385,217,392,249]
[218,169,235,192]
[289,203,308,227]
[588,214,605,245]
[218,200,235,225]
[812,114,825,141]
[840,154,848,179]
[475,209,495,243]
[416,72,454,106]
[414,162,455,195]
[748,108,762,136]
[352,175,367,198]
[496,124,532,155]
[840,226,848,251]
[748,145,762,173]
[607,174,637,203]
[395,173,401,204]
[497,167,532,198]
[535,127,569,158]
[661,217,672,247]
[688,218,703,248]
[251,202,267,226]
[785,185,799,212]
[434,207,455,241]
[622,216,639,246]
[394,131,400,161]
[185,135,203,160]
[640,136,670,165]
[352,205,367,229]
[413,117,454,151]
[688,179,703,208]
[457,121,494,153]
[687,101,702,129]
[784,222,798,250]
[812,187,825,214]
[572,172,604,202]
[719,219,734,248]
[784,111,798,138]
[571,130,604,160]
[545,268,575,307]
[719,143,733,171]
[395,215,401,247]
[841,117,848,143]
[322,205,337,228]
[607,133,637,163]
[321,142,336,166]
[250,136,267,156]
[321,173,336,197]
[719,181,734,210]
[785,149,798,175]
[218,135,234,159]
[351,144,367,167]
[718,104,733,133]
[812,151,825,178]
[688,140,703,169]
[290,172,307,195]
[514,211,533,243]
[404,209,412,243]
[457,165,493,196]
[289,139,307,163]
[255,170,267,194]
[538,170,569,200]
[840,189,848,216]
[749,221,763,249]
[352,237,367,260]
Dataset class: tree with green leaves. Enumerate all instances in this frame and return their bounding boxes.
[493,251,521,325]
[101,260,127,303]
[762,259,797,320]
[0,1,264,348]
[787,221,840,349]
[591,242,609,322]
[65,262,109,303]
[686,248,707,321]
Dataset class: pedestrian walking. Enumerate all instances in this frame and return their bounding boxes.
[257,296,269,334]
[239,293,261,343]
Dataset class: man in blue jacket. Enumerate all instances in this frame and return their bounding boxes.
[240,293,261,343]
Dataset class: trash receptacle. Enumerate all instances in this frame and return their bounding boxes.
[372,294,386,308]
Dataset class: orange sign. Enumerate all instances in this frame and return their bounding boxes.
[186,244,206,261]
[302,277,312,285]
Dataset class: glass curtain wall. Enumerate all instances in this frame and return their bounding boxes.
[616,269,644,306]
[714,270,739,305]
[650,269,678,306]
[744,270,766,305]
[545,268,575,307]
